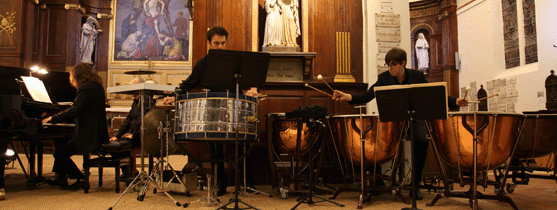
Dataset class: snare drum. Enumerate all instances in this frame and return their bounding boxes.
[329,114,403,165]
[430,111,522,171]
[174,92,258,142]
[514,113,557,159]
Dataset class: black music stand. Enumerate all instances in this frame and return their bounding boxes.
[374,82,448,210]
[205,49,270,210]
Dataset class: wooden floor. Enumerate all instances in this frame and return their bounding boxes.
[1,154,557,210]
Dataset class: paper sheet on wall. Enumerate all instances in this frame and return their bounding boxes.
[21,76,53,104]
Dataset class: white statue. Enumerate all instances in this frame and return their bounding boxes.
[262,0,283,48]
[278,0,300,47]
[415,33,429,69]
[80,17,102,64]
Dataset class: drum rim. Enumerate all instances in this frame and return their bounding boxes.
[176,92,257,102]
[331,114,379,117]
[448,111,523,116]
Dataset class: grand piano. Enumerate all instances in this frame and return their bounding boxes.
[0,65,76,192]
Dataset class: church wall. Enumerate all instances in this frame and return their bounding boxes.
[457,0,557,112]
[362,0,411,114]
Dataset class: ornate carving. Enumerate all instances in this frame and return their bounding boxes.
[65,4,85,13]
[96,13,113,19]
[0,12,16,34]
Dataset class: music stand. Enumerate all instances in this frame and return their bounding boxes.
[374,82,448,210]
[205,49,270,210]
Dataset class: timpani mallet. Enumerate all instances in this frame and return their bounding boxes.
[317,74,335,92]
[305,83,333,97]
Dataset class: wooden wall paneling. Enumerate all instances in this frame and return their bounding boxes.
[0,0,23,67]
[22,0,36,68]
[32,2,44,67]
[308,0,338,82]
[308,0,363,83]
[192,0,207,66]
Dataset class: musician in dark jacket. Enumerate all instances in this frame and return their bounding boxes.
[109,78,153,178]
[42,62,108,190]
[333,47,468,200]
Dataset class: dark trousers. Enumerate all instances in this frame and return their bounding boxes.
[210,142,255,187]
[110,137,137,176]
[410,120,429,184]
[0,137,8,188]
[52,138,84,179]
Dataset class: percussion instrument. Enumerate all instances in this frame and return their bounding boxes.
[270,113,320,156]
[514,113,557,159]
[144,109,179,157]
[174,92,258,142]
[329,114,403,165]
[429,111,523,172]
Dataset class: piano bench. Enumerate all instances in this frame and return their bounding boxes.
[83,140,133,193]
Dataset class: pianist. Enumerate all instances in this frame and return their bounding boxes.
[42,63,108,190]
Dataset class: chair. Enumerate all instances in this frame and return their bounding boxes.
[83,139,133,193]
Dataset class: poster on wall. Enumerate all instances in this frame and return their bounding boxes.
[109,0,192,66]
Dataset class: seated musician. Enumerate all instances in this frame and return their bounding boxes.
[163,27,258,196]
[332,47,469,200]
[109,78,153,179]
[42,63,109,190]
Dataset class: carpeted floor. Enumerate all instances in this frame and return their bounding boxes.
[2,154,557,210]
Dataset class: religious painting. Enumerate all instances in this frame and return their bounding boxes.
[109,0,192,66]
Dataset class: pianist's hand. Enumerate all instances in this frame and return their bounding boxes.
[109,137,118,141]
[163,96,175,105]
[42,116,52,124]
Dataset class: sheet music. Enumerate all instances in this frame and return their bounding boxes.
[21,76,52,103]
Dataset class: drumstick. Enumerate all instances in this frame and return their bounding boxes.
[305,83,333,97]
[463,86,471,99]
[477,93,499,101]
[317,74,335,92]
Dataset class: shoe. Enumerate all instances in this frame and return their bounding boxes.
[46,174,68,187]
[409,188,423,200]
[61,180,84,190]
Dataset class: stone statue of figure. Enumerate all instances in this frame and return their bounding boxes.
[262,0,283,48]
[80,17,102,64]
[415,33,429,69]
[278,0,300,47]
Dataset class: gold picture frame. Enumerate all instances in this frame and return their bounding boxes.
[108,0,193,67]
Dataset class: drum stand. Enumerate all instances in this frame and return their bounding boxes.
[108,93,182,210]
[328,107,408,209]
[426,108,523,210]
[149,109,191,197]
[290,118,344,210]
[217,73,259,210]
[237,144,272,197]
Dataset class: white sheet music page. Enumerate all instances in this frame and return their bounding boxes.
[21,76,53,103]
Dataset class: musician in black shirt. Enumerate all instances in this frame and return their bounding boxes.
[109,78,153,178]
[333,48,469,199]
[163,27,258,196]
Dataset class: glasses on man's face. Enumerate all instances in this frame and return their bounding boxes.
[384,62,399,68]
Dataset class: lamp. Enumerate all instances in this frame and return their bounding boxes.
[5,149,16,166]
[185,0,193,21]
[30,65,48,76]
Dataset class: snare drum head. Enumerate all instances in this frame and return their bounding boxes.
[144,109,179,157]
